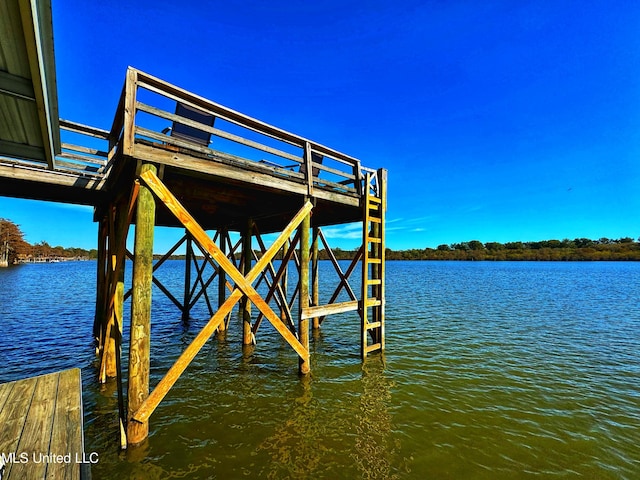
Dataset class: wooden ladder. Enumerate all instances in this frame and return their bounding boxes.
[361,169,386,358]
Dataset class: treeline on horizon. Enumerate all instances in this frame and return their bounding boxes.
[385,237,640,261]
[321,237,640,261]
[0,218,97,264]
[2,219,639,263]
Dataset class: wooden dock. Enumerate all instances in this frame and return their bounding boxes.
[0,0,388,453]
[0,369,89,479]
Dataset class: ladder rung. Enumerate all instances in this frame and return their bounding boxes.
[366,236,382,243]
[369,217,382,223]
[368,196,382,204]
[365,342,382,353]
[367,258,382,264]
[365,321,381,329]
[364,299,382,307]
[367,279,382,285]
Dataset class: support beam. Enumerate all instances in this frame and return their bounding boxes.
[130,179,312,423]
[299,205,311,375]
[127,163,156,446]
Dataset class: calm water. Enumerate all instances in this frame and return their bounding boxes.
[1,260,639,479]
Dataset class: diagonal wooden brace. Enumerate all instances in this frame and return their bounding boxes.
[132,170,312,424]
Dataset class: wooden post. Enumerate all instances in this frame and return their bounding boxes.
[127,163,156,446]
[94,216,107,346]
[101,200,129,382]
[242,218,253,345]
[311,226,320,329]
[182,231,192,321]
[299,206,311,374]
[377,167,387,351]
[113,199,129,449]
[217,227,227,332]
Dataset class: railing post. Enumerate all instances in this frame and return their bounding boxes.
[123,67,138,156]
[303,142,314,196]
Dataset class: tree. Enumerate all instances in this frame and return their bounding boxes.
[468,240,484,250]
[0,218,30,266]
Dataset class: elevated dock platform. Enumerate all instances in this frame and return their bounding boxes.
[0,368,89,479]
[1,65,387,450]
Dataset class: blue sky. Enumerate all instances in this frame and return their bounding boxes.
[2,0,639,251]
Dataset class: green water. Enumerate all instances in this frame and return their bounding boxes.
[1,261,639,478]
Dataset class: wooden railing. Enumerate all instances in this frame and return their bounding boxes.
[109,67,367,197]
[56,119,110,176]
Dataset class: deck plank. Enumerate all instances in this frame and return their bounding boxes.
[47,369,83,480]
[0,376,38,479]
[0,369,86,480]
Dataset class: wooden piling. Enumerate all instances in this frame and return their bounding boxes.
[94,216,107,346]
[183,231,192,321]
[299,206,311,374]
[127,163,156,446]
[217,227,227,332]
[242,218,253,345]
[312,226,320,329]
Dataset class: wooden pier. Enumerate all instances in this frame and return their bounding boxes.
[1,0,387,450]
[0,369,89,479]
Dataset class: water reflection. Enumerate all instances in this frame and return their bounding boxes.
[255,353,405,479]
[354,354,404,480]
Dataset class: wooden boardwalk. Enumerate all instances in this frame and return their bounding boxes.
[0,369,89,479]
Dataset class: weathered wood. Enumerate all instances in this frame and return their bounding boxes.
[377,168,387,351]
[131,173,312,423]
[139,170,310,358]
[127,163,156,446]
[252,231,300,334]
[217,227,227,332]
[93,217,107,345]
[251,228,296,334]
[0,369,85,480]
[302,300,359,320]
[311,227,320,329]
[136,102,303,164]
[242,218,253,345]
[46,369,85,478]
[183,232,192,320]
[134,69,361,167]
[299,206,311,374]
[360,169,387,357]
[99,204,118,382]
[123,67,137,156]
[59,118,110,139]
[361,173,373,359]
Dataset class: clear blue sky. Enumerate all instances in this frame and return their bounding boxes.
[2,0,639,251]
